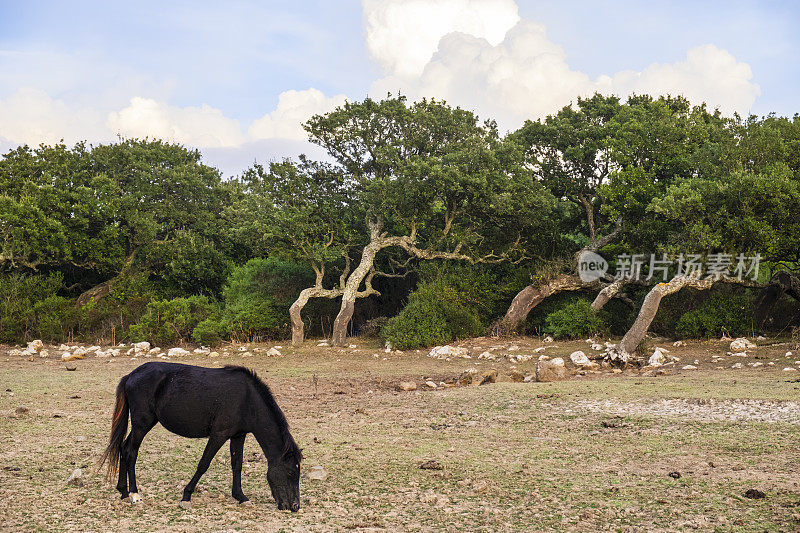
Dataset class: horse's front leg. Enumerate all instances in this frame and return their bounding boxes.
[229,435,250,505]
[180,435,226,509]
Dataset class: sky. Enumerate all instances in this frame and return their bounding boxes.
[1,0,798,177]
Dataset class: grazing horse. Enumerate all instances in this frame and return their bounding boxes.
[100,362,302,511]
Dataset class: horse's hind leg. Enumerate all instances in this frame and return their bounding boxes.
[180,435,226,509]
[229,435,249,504]
[116,434,131,498]
[125,420,155,504]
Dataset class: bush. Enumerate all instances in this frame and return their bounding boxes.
[135,295,218,345]
[221,258,314,340]
[0,273,70,343]
[192,318,224,346]
[676,294,752,338]
[381,279,482,349]
[543,298,605,339]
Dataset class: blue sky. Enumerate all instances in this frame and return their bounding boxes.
[1,1,798,175]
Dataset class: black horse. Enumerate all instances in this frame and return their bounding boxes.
[100,362,302,511]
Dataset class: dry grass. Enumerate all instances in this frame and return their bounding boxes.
[1,338,799,531]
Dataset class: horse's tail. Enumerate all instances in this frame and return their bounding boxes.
[99,374,129,482]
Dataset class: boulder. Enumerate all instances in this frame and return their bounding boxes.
[27,339,44,353]
[648,347,670,367]
[62,352,84,362]
[167,347,190,357]
[536,358,568,382]
[477,351,495,360]
[428,345,470,359]
[730,338,755,352]
[133,341,151,354]
[398,381,417,391]
[425,380,437,389]
[569,351,594,367]
[508,370,525,382]
[266,347,282,357]
[477,369,497,385]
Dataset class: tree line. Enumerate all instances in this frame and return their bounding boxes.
[1,94,799,356]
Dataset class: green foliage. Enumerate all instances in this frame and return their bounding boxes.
[221,258,314,340]
[543,299,605,339]
[135,296,218,346]
[192,318,224,346]
[0,273,70,343]
[676,294,753,338]
[381,278,482,349]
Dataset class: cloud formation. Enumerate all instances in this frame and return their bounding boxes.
[248,89,348,141]
[368,2,760,128]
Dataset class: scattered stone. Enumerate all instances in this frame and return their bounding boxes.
[648,347,670,367]
[590,343,604,351]
[62,352,84,362]
[731,362,743,369]
[668,471,681,480]
[27,339,44,353]
[728,352,748,358]
[569,351,595,368]
[428,345,470,359]
[167,347,190,357]
[477,369,497,385]
[457,369,477,386]
[425,380,437,389]
[317,342,329,347]
[266,347,282,357]
[133,341,151,354]
[38,349,49,358]
[419,460,443,470]
[536,358,568,382]
[523,374,535,383]
[730,337,756,352]
[477,351,495,360]
[14,405,28,415]
[782,367,797,372]
[533,347,546,353]
[787,351,793,357]
[673,340,686,347]
[398,381,417,391]
[682,365,698,370]
[543,336,554,343]
[744,488,766,499]
[307,466,328,481]
[508,370,524,382]
[508,345,520,351]
[66,468,83,487]
[241,351,253,357]
[65,363,77,371]
[508,353,533,363]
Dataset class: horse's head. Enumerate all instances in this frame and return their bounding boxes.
[267,446,302,512]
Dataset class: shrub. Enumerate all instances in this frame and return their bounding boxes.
[221,258,314,340]
[381,279,482,349]
[135,295,218,345]
[676,293,752,338]
[0,273,69,343]
[543,298,605,339]
[192,318,224,346]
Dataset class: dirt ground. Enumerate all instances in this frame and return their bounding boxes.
[1,336,799,532]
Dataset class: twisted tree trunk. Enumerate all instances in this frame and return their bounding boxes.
[754,271,800,329]
[493,275,588,335]
[289,286,342,346]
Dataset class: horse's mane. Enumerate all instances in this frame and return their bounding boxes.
[224,365,302,460]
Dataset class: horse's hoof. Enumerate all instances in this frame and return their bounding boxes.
[239,500,253,506]
[179,500,192,510]
[129,493,142,505]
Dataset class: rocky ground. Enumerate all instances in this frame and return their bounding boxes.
[1,335,799,531]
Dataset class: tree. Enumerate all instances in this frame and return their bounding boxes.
[304,96,537,345]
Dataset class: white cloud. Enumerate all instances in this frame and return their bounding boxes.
[0,87,109,146]
[362,0,519,77]
[368,3,760,128]
[248,88,347,141]
[107,97,246,148]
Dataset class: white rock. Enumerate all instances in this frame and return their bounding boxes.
[783,367,797,372]
[38,349,49,358]
[477,351,495,360]
[317,342,329,347]
[133,341,151,353]
[209,351,219,358]
[682,365,698,370]
[508,353,532,363]
[538,354,549,361]
[731,362,743,369]
[85,346,101,354]
[27,340,44,353]
[730,338,755,352]
[569,351,593,367]
[543,336,554,343]
[648,347,669,366]
[348,344,357,349]
[750,362,763,367]
[425,380,437,389]
[72,346,88,357]
[167,347,190,357]
[787,352,793,357]
[62,352,83,361]
[307,466,328,481]
[728,352,748,357]
[126,348,135,356]
[756,335,766,341]
[95,350,109,358]
[428,345,470,359]
[193,348,209,354]
[673,341,686,347]
[550,357,565,367]
[534,347,546,353]
[508,345,520,351]
[266,347,282,357]
[590,343,604,351]
[108,349,120,357]
[66,468,83,486]
[58,344,70,351]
